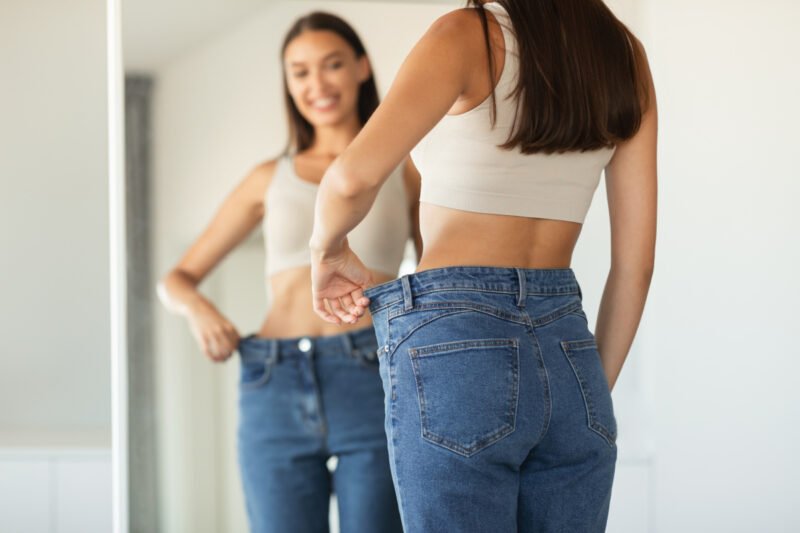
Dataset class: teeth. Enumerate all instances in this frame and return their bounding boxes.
[312,97,336,109]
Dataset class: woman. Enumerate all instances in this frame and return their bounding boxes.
[158,12,418,533]
[310,1,656,532]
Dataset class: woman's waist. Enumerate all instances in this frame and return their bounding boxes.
[363,264,582,315]
[241,322,377,361]
[417,235,578,273]
[419,202,582,270]
[258,303,375,339]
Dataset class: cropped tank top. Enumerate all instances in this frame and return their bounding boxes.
[263,154,410,277]
[411,2,616,224]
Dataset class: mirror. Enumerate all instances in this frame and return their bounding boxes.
[121,2,460,531]
[118,1,649,531]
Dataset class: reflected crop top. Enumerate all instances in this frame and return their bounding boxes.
[263,154,410,277]
[410,2,616,224]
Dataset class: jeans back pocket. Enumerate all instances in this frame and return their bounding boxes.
[409,338,519,457]
[560,339,617,447]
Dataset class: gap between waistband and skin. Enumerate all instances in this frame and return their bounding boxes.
[238,325,377,362]
[363,266,581,313]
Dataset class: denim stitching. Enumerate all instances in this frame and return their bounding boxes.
[408,286,578,298]
[385,353,406,527]
[409,338,520,357]
[526,322,552,447]
[369,297,403,314]
[560,340,617,447]
[389,301,528,326]
[529,300,584,327]
[408,339,519,457]
[386,309,474,359]
[369,286,580,314]
[240,352,277,390]
[389,347,398,402]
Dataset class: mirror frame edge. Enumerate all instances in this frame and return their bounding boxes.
[107,0,129,530]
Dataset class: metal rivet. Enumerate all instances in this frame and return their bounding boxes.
[298,338,312,353]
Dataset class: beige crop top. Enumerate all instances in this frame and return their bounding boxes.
[263,154,410,277]
[411,2,616,224]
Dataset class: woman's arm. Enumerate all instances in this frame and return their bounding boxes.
[158,161,273,361]
[309,10,478,257]
[596,43,658,391]
[309,11,482,323]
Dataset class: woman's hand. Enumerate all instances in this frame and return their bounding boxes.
[311,240,374,324]
[185,298,241,362]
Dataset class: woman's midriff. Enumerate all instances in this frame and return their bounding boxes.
[416,203,583,272]
[257,266,395,338]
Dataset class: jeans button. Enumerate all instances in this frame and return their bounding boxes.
[298,337,312,353]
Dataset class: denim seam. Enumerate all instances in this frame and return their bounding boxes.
[409,286,579,296]
[369,287,579,314]
[389,345,397,402]
[239,352,277,390]
[526,320,552,447]
[386,310,474,359]
[369,297,404,314]
[386,354,406,527]
[529,300,585,327]
[409,338,520,357]
[560,340,617,447]
[409,339,519,458]
[388,301,528,326]
[298,355,328,437]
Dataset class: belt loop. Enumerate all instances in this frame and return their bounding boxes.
[515,268,526,308]
[340,330,355,357]
[269,338,280,363]
[401,275,414,311]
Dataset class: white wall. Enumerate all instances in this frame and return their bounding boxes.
[0,448,112,533]
[0,0,110,441]
[0,1,111,531]
[636,1,800,531]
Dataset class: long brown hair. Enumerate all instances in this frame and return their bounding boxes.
[468,0,651,154]
[281,12,380,153]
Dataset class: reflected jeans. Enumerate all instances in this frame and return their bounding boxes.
[364,267,618,533]
[237,326,402,533]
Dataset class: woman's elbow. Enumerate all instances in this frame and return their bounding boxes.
[325,158,376,199]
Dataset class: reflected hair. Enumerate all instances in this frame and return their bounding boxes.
[467,0,652,153]
[281,12,379,153]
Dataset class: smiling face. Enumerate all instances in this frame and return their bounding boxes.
[283,30,371,129]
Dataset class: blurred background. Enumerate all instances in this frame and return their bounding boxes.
[1,0,799,532]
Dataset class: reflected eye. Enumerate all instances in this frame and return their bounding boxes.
[326,61,343,70]
[292,70,308,79]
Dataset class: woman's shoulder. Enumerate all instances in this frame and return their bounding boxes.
[429,7,484,36]
[237,155,287,202]
[250,154,289,184]
[423,7,498,62]
[251,155,284,178]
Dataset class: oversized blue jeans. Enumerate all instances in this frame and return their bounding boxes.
[364,267,618,533]
[237,326,402,533]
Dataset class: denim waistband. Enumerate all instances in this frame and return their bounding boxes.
[363,266,581,313]
[238,325,378,364]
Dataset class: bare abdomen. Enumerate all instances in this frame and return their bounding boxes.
[417,203,583,272]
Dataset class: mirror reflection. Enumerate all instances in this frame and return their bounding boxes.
[123,3,454,531]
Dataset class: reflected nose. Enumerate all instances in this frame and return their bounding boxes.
[309,69,333,97]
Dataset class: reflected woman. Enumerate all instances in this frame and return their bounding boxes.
[158,12,416,533]
[310,0,656,531]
